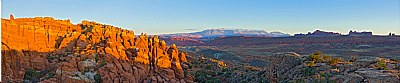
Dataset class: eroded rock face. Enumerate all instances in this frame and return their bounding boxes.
[1,16,191,82]
[352,68,400,83]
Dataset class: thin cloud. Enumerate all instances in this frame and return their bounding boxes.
[184,29,197,30]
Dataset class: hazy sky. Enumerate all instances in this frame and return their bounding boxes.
[2,0,399,35]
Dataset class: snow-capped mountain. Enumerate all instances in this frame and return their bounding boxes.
[160,28,290,38]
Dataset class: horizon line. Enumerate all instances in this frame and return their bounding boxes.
[2,16,397,36]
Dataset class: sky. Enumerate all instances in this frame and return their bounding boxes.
[2,0,400,35]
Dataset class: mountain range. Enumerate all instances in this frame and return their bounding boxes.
[159,28,290,38]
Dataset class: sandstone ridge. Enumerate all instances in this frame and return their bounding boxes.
[2,15,192,83]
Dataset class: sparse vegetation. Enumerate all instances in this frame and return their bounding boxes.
[46,54,56,63]
[302,67,317,76]
[295,78,306,83]
[307,61,316,67]
[329,57,343,66]
[307,52,322,62]
[322,55,332,62]
[44,72,55,79]
[194,71,207,82]
[94,74,102,83]
[246,66,259,71]
[23,68,40,82]
[205,78,222,83]
[349,56,357,62]
[94,53,99,62]
[99,59,107,67]
[205,64,213,70]
[306,52,344,66]
[377,59,388,70]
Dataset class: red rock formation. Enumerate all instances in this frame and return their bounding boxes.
[1,16,191,82]
[10,14,14,20]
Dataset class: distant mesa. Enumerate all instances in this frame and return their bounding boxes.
[348,30,372,36]
[295,30,377,37]
[294,30,341,37]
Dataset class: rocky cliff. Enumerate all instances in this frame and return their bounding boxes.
[1,15,193,83]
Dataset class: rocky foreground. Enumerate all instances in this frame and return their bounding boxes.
[1,16,193,82]
[181,46,400,83]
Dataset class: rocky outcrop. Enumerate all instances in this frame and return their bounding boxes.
[2,16,191,82]
[327,68,400,83]
[350,68,400,83]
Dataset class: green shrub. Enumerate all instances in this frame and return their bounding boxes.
[100,59,107,67]
[224,72,232,77]
[44,72,55,79]
[295,78,306,83]
[94,74,102,83]
[329,57,343,66]
[95,60,107,71]
[377,59,388,70]
[187,63,193,69]
[194,71,207,82]
[205,64,213,70]
[46,54,55,61]
[322,55,332,62]
[302,67,317,76]
[206,78,222,83]
[308,61,316,67]
[95,53,99,62]
[221,68,229,72]
[308,52,322,62]
[24,68,40,81]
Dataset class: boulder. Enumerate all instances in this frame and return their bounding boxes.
[352,68,400,83]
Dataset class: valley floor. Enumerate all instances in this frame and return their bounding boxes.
[180,44,400,82]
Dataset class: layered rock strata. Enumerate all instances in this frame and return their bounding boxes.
[2,15,192,83]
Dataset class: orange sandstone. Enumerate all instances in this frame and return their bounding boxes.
[1,15,191,82]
